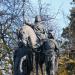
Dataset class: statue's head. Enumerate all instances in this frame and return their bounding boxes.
[48,30,54,39]
[35,15,42,23]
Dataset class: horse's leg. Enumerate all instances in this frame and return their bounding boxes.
[39,64,44,75]
[45,55,51,75]
[46,62,50,75]
[31,53,35,75]
[55,54,58,75]
[53,55,55,75]
[35,53,39,75]
[29,53,33,75]
[36,61,39,75]
[51,51,56,75]
[39,53,45,75]
[45,53,54,75]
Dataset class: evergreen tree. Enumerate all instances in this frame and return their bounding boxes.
[62,0,75,50]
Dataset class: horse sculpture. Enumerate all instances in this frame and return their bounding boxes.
[14,24,59,75]
[14,24,39,75]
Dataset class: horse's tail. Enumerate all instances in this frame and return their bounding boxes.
[20,55,27,73]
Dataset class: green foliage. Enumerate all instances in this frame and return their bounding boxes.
[62,3,75,49]
[0,70,2,75]
[3,43,12,52]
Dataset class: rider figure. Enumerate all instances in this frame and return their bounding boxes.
[48,30,59,56]
[34,15,47,46]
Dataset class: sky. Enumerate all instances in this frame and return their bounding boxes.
[50,0,72,29]
[31,0,72,38]
[0,0,72,38]
[50,0,72,37]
